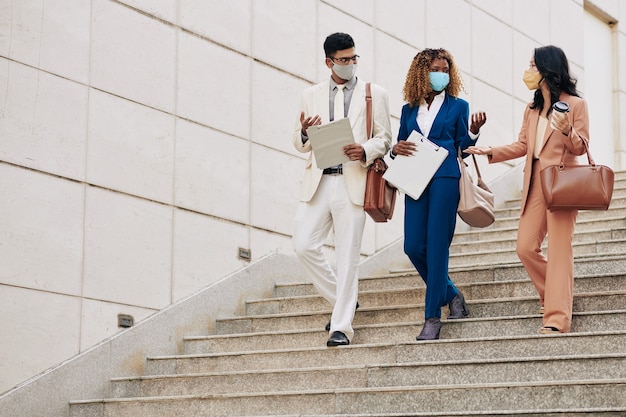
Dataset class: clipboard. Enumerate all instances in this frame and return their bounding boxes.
[306,118,355,169]
[383,131,449,200]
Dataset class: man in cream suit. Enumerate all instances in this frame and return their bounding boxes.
[292,32,391,346]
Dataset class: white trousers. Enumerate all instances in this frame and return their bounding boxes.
[292,175,365,341]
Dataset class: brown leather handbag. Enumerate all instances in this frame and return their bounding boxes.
[363,83,396,222]
[540,138,614,211]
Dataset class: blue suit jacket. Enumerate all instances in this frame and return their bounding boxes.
[397,94,476,179]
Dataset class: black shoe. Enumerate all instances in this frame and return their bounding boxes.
[416,318,441,341]
[327,331,350,346]
[326,301,360,331]
[448,292,470,319]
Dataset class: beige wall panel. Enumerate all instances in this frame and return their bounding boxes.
[79,298,156,351]
[83,187,173,309]
[472,8,513,94]
[251,62,311,154]
[171,209,250,301]
[0,286,80,394]
[177,31,251,139]
[87,90,176,203]
[548,0,584,67]
[0,60,88,180]
[174,119,250,223]
[374,32,417,121]
[512,0,550,45]
[425,0,471,70]
[252,0,317,81]
[250,228,294,260]
[325,0,374,24]
[250,144,301,235]
[374,0,424,48]
[117,0,177,23]
[91,0,176,112]
[0,164,84,294]
[179,0,252,55]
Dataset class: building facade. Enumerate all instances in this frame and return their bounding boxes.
[1,0,624,394]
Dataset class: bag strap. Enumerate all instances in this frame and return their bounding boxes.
[559,135,594,168]
[456,148,483,181]
[366,82,373,140]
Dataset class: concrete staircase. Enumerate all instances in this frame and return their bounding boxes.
[69,173,626,416]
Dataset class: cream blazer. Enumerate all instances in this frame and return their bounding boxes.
[489,94,589,214]
[292,79,392,206]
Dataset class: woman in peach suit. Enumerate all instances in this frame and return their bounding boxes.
[467,45,589,334]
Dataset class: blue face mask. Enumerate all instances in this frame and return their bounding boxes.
[429,72,450,92]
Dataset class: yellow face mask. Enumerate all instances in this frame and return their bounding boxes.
[523,69,542,90]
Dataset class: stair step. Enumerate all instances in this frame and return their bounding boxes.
[178,310,626,354]
[164,331,626,374]
[246,274,626,315]
[69,380,626,416]
[111,353,626,397]
[223,291,626,335]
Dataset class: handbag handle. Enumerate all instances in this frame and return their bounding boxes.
[457,148,483,181]
[366,83,373,140]
[559,135,594,169]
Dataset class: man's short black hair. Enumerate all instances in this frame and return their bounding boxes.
[323,32,355,57]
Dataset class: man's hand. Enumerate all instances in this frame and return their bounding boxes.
[300,112,321,135]
[470,111,487,135]
[343,144,365,161]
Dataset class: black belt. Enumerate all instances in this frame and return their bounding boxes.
[323,166,343,175]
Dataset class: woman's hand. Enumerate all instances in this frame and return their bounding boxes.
[465,146,492,156]
[392,140,417,156]
[470,111,487,134]
[550,110,571,136]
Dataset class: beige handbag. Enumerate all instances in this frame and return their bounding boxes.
[457,150,495,227]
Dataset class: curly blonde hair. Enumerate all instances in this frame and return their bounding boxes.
[402,48,464,107]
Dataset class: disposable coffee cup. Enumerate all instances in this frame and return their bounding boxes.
[553,101,570,113]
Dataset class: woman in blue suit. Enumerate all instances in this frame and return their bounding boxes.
[391,49,486,340]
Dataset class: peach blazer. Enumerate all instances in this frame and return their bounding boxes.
[489,93,589,214]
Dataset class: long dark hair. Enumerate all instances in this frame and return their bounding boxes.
[531,45,580,114]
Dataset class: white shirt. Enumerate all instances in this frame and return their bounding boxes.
[417,90,446,138]
[416,90,480,141]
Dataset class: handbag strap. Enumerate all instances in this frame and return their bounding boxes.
[366,82,373,140]
[456,148,483,180]
[559,135,594,168]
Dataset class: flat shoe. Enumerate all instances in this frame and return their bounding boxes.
[539,326,560,334]
[539,306,544,315]
[327,331,350,346]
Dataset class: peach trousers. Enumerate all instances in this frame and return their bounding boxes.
[516,160,578,333]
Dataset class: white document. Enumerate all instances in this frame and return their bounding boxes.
[306,118,355,169]
[383,131,449,200]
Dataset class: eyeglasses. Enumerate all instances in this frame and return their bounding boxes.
[330,55,360,65]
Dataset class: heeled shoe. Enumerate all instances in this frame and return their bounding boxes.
[448,292,470,319]
[416,318,441,341]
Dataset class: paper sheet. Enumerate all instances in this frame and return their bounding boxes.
[383,131,449,200]
[306,118,355,169]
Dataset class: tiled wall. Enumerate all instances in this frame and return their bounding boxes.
[1,0,624,394]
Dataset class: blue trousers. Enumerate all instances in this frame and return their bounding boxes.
[404,177,460,319]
